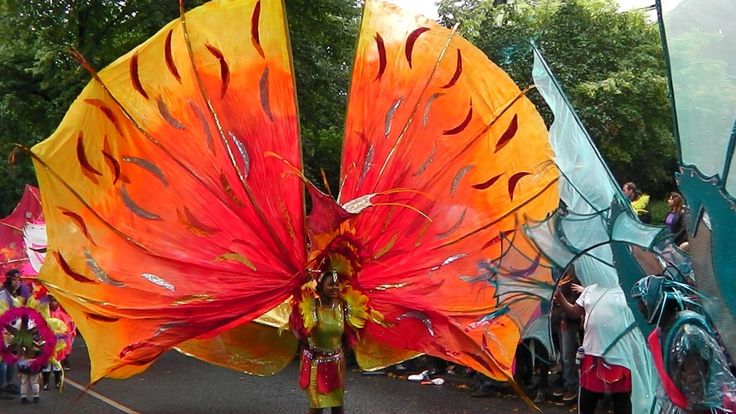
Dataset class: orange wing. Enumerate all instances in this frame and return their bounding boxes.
[31,0,303,381]
[339,0,559,380]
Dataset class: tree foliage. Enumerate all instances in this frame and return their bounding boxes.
[1,0,676,215]
[438,0,677,197]
[0,0,359,215]
[285,0,360,196]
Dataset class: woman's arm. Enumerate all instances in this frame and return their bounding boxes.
[554,288,585,319]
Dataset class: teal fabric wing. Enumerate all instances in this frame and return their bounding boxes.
[658,0,736,362]
[527,46,660,413]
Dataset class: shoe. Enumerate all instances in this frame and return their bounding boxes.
[563,390,578,403]
[407,370,429,382]
[534,389,548,404]
[43,383,49,391]
[394,363,407,372]
[21,397,29,404]
[33,396,40,404]
[551,387,566,397]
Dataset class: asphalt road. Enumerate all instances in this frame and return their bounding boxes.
[1,340,576,414]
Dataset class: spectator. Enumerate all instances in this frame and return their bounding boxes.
[515,338,551,403]
[555,283,633,414]
[552,268,582,404]
[664,192,688,248]
[622,182,651,223]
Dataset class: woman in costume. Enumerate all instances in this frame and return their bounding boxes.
[290,240,377,414]
[294,265,348,413]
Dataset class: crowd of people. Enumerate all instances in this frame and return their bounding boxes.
[0,269,75,403]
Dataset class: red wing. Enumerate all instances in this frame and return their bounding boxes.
[339,0,559,380]
[31,0,304,381]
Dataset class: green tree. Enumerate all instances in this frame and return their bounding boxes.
[0,0,207,214]
[0,0,358,215]
[285,0,360,196]
[438,0,677,197]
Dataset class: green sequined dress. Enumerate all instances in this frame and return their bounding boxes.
[300,303,345,408]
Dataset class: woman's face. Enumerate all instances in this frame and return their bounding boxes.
[9,276,20,291]
[667,194,681,208]
[320,276,341,300]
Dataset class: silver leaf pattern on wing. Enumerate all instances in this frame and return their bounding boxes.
[84,248,125,287]
[423,92,445,127]
[431,253,467,271]
[451,165,474,195]
[384,97,404,137]
[120,185,161,221]
[142,272,175,292]
[122,156,168,187]
[157,96,185,130]
[396,311,435,336]
[229,131,251,178]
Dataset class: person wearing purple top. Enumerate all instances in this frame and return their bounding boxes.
[664,192,688,247]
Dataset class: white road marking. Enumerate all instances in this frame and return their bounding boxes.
[64,378,142,414]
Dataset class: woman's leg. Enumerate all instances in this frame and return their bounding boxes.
[331,406,344,414]
[578,387,600,414]
[611,392,632,414]
[0,362,7,388]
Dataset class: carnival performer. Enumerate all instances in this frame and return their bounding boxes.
[631,275,736,413]
[0,269,23,309]
[17,346,43,404]
[42,295,74,389]
[290,253,368,414]
[1,282,68,403]
[1,269,23,399]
